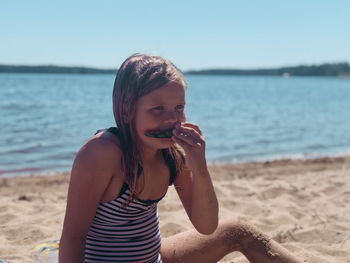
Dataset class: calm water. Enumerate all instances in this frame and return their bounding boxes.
[1,73,350,176]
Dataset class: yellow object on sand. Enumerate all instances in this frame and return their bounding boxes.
[34,240,59,263]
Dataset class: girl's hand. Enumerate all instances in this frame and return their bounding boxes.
[172,122,207,173]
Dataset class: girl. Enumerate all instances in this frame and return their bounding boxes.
[59,54,302,263]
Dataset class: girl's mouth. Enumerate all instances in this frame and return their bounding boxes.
[145,128,174,138]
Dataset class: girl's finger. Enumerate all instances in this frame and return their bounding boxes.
[173,130,197,146]
[173,129,203,147]
[181,123,202,135]
[172,135,193,149]
[175,125,204,144]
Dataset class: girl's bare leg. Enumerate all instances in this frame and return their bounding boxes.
[160,217,303,263]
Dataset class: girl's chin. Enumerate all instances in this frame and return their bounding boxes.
[156,137,175,148]
[141,136,175,148]
[158,137,175,144]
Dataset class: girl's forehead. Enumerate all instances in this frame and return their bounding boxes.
[140,83,186,104]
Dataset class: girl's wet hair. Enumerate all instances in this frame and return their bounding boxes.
[112,54,186,203]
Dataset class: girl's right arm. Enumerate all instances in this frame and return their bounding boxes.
[59,138,122,263]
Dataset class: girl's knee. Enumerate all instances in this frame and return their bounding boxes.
[218,217,272,252]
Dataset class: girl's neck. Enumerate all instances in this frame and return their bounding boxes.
[141,148,163,164]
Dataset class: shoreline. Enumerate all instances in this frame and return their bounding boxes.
[2,151,350,178]
[1,156,350,262]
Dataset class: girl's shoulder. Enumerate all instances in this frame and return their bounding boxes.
[75,129,123,172]
[92,127,122,150]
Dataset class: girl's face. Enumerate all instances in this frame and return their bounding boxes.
[134,82,186,150]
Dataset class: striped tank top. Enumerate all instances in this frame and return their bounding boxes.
[84,127,177,263]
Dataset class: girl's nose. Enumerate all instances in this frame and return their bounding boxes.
[165,110,178,121]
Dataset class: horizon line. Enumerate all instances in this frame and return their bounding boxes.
[0,61,350,72]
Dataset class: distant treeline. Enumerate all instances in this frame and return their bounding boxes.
[0,62,349,76]
[186,63,350,77]
[0,65,116,74]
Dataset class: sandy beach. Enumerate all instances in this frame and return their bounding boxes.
[1,156,350,263]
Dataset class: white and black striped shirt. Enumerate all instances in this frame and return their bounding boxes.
[84,182,164,263]
[84,127,177,262]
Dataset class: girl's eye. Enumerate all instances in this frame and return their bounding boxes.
[153,106,164,111]
[175,105,184,110]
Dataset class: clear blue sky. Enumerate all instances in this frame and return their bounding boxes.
[1,0,349,71]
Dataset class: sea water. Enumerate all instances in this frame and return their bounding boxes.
[1,73,350,176]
